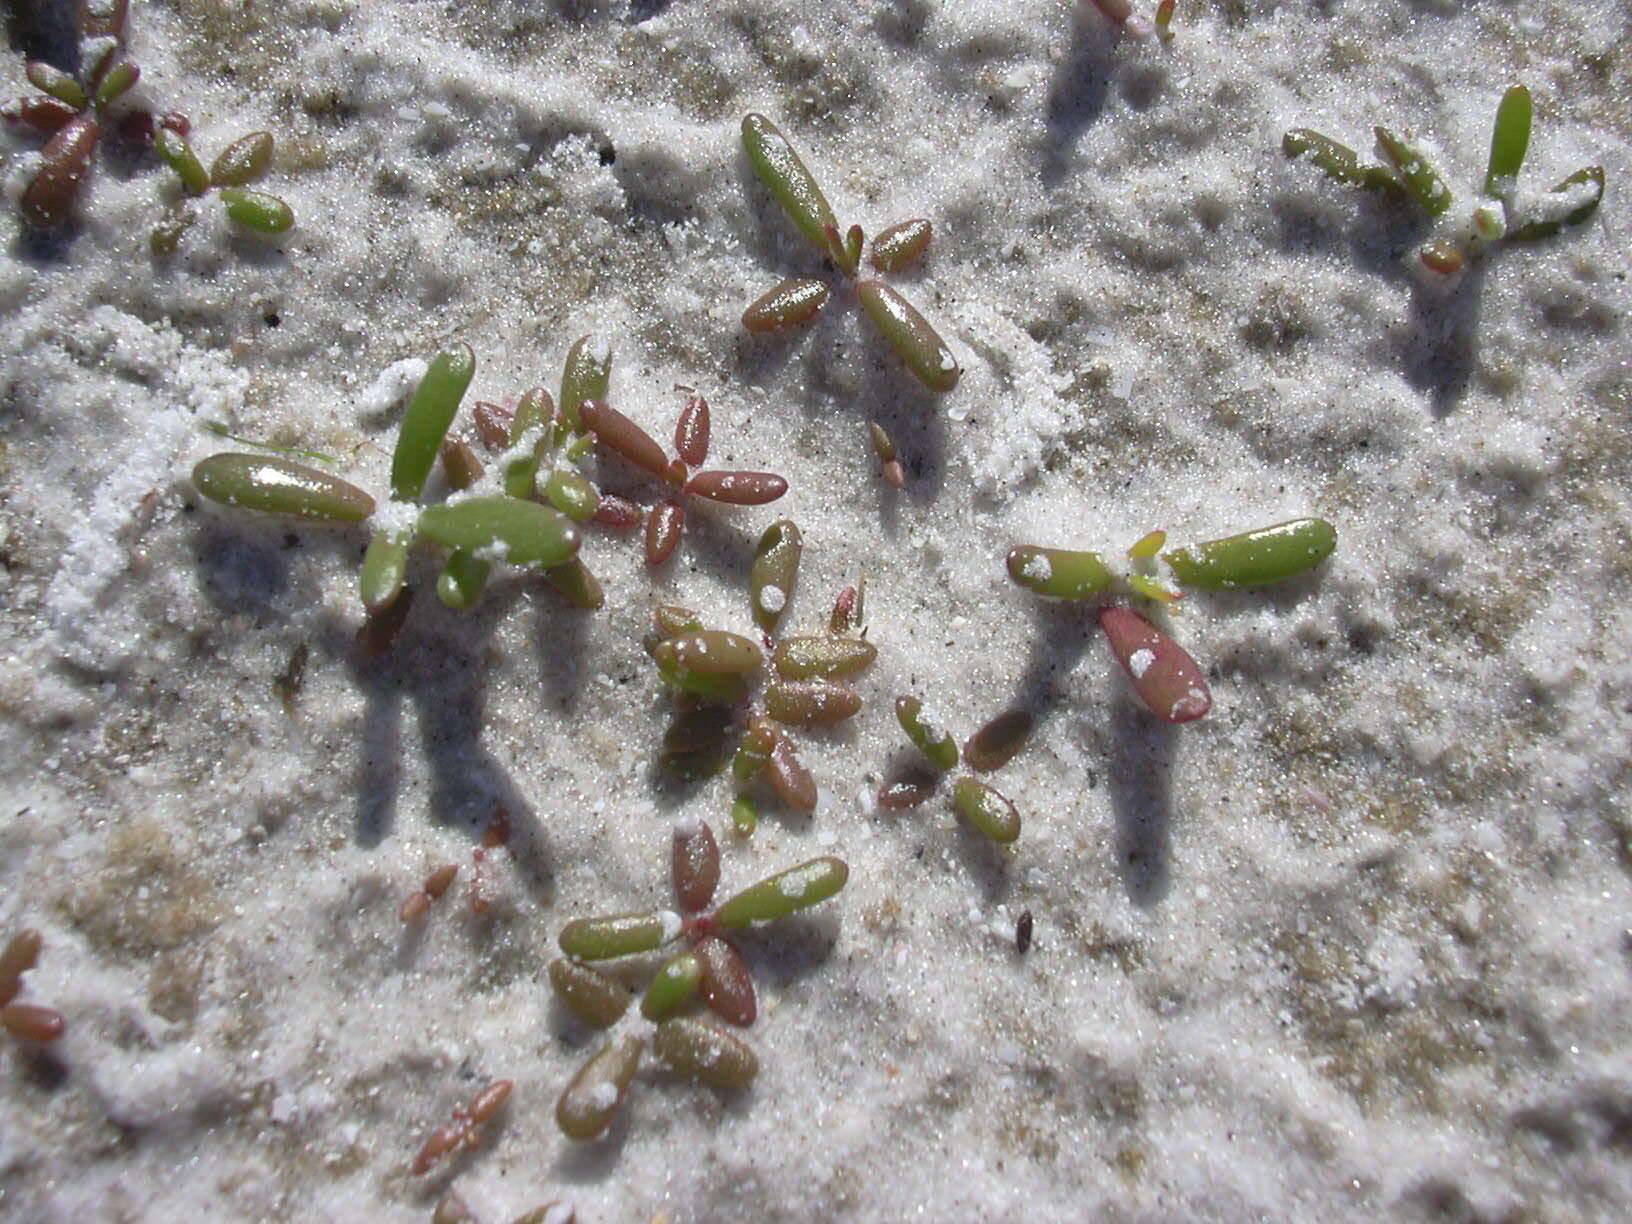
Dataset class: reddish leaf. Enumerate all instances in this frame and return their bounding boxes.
[675,393,710,466]
[684,470,788,505]
[581,400,669,477]
[694,935,756,1027]
[671,819,721,913]
[644,499,683,566]
[1098,607,1212,724]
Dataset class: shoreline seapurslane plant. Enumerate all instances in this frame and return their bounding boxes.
[2,0,141,228]
[1007,519,1336,723]
[150,117,293,250]
[880,704,1036,845]
[1282,85,1604,284]
[576,386,789,567]
[740,113,961,400]
[549,818,847,1140]
[191,342,607,640]
[647,529,876,832]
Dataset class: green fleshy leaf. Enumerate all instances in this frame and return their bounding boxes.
[436,549,490,609]
[156,125,210,195]
[856,281,960,392]
[416,498,580,567]
[741,113,839,254]
[714,857,848,927]
[192,453,373,521]
[559,335,611,434]
[1374,127,1453,216]
[391,345,476,502]
[1484,85,1531,200]
[360,526,412,614]
[1162,518,1336,588]
[210,131,275,187]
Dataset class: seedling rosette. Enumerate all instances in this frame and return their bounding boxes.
[1007,518,1336,723]
[549,819,848,1139]
[881,702,1034,845]
[740,113,962,407]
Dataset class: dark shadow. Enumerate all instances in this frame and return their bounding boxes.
[6,0,79,72]
[948,820,1013,906]
[737,910,843,995]
[627,0,672,21]
[1399,258,1490,418]
[1041,19,1119,187]
[1106,695,1174,906]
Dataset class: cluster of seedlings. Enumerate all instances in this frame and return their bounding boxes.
[2,0,293,240]
[193,338,794,637]
[648,528,876,831]
[399,812,512,923]
[1007,519,1337,723]
[1283,84,1604,283]
[549,819,847,1139]
[1,929,65,1045]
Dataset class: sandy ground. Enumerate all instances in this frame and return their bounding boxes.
[2,0,1631,1220]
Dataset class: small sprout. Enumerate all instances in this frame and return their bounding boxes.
[829,577,864,635]
[645,499,684,567]
[653,1017,759,1090]
[1,1003,65,1043]
[640,949,703,1021]
[742,278,831,332]
[713,857,849,927]
[963,709,1033,774]
[1005,546,1114,599]
[556,1036,644,1140]
[1372,127,1453,216]
[1484,85,1531,200]
[772,635,878,681]
[416,499,581,567]
[694,934,756,1026]
[764,679,863,728]
[894,696,959,771]
[1127,573,1182,603]
[400,864,460,922]
[730,794,759,836]
[559,336,612,434]
[548,958,631,1029]
[856,281,961,393]
[750,520,802,635]
[1417,240,1465,279]
[870,218,932,273]
[558,911,679,961]
[1098,607,1211,724]
[674,392,710,466]
[193,454,375,522]
[824,222,863,277]
[394,345,477,503]
[877,769,939,810]
[867,422,906,489]
[683,470,789,505]
[1016,909,1034,954]
[952,777,1021,844]
[1160,518,1336,587]
[210,131,275,187]
[412,1079,513,1174]
[672,819,721,913]
[91,58,138,107]
[541,469,599,523]
[741,113,839,254]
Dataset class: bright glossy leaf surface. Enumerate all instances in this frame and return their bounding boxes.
[856,281,960,393]
[741,113,838,253]
[894,695,958,771]
[193,453,374,521]
[548,957,630,1029]
[556,1037,642,1140]
[1006,546,1114,599]
[714,857,848,927]
[1484,85,1531,199]
[952,777,1021,844]
[1162,518,1336,587]
[653,1017,759,1089]
[392,345,476,502]
[742,278,830,332]
[416,498,580,567]
[557,910,677,961]
[1098,607,1212,724]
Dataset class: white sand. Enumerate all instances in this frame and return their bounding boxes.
[2,1,1630,1220]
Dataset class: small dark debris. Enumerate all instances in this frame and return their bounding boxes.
[1016,909,1033,955]
[273,642,309,713]
[263,312,281,327]
[598,144,616,165]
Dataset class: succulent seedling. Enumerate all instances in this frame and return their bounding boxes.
[549,818,848,1139]
[1,928,66,1044]
[150,118,294,251]
[410,1079,512,1176]
[1283,85,1605,283]
[576,386,789,567]
[3,0,142,228]
[880,702,1034,844]
[1007,518,1336,722]
[648,529,877,831]
[190,343,595,641]
[1081,0,1177,41]
[740,113,961,400]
